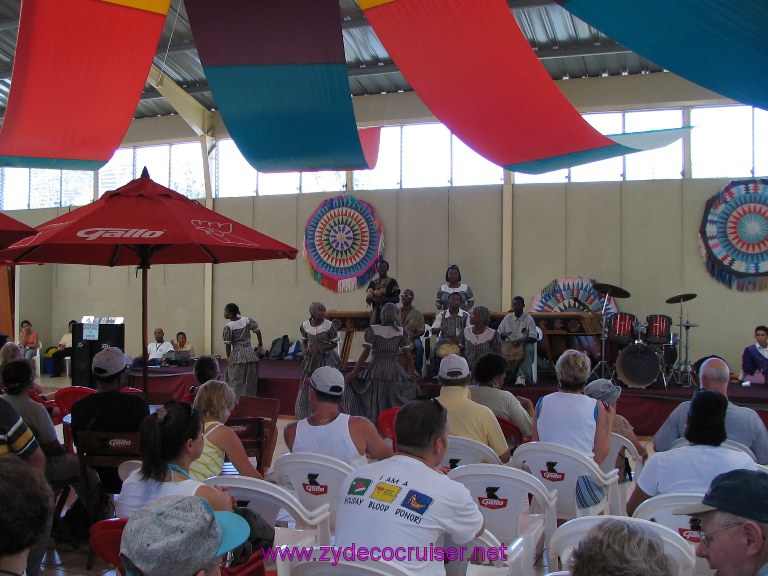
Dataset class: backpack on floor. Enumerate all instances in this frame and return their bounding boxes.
[267,335,290,359]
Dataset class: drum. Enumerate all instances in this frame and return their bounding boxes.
[502,341,525,362]
[435,342,460,359]
[662,332,678,369]
[616,343,661,388]
[608,312,636,346]
[645,314,672,345]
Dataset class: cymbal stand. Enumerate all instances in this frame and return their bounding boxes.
[589,292,614,381]
[668,300,694,387]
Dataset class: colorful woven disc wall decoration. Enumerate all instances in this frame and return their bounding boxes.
[699,178,768,291]
[304,194,384,292]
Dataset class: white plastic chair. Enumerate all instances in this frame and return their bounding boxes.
[669,437,757,462]
[117,459,142,481]
[33,341,42,377]
[511,442,623,520]
[441,435,503,469]
[548,515,695,575]
[602,433,645,478]
[633,493,714,575]
[448,464,557,576]
[445,529,526,576]
[204,475,331,548]
[272,452,354,529]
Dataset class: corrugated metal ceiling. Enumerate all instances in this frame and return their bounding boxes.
[0,0,663,120]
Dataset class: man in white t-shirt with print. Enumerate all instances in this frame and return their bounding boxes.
[335,398,485,575]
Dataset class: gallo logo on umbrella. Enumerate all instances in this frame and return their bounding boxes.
[77,228,165,240]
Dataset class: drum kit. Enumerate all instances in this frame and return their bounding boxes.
[589,283,700,388]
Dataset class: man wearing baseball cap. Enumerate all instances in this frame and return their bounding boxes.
[436,354,510,463]
[674,469,768,576]
[120,495,250,576]
[283,366,393,466]
[70,346,149,490]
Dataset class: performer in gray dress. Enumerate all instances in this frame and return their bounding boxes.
[295,301,341,419]
[459,305,502,372]
[222,302,263,399]
[344,303,420,423]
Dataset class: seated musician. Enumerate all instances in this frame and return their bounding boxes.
[430,292,470,375]
[172,331,195,357]
[497,296,537,386]
[742,325,768,383]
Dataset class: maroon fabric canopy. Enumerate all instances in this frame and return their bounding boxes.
[0,173,298,388]
[0,212,35,249]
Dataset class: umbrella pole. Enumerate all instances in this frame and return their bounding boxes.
[142,266,148,394]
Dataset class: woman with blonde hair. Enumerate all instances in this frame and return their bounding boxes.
[533,349,614,509]
[189,380,263,481]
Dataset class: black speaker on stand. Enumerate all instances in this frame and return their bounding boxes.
[71,323,125,388]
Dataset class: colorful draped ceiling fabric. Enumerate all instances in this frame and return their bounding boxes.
[557,0,768,112]
[304,195,383,292]
[359,0,688,174]
[698,179,768,292]
[0,0,170,170]
[185,0,380,173]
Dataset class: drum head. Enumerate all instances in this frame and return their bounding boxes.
[616,343,660,388]
[436,342,460,358]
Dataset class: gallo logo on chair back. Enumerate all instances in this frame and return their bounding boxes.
[77,228,165,241]
[540,461,565,482]
[478,486,508,509]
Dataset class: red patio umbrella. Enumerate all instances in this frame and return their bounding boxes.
[0,171,298,389]
[0,212,36,248]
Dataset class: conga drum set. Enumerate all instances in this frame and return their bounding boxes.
[589,284,700,388]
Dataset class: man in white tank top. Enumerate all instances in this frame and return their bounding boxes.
[284,366,393,467]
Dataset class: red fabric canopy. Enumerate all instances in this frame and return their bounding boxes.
[0,0,169,169]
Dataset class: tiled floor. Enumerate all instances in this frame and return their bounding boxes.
[38,375,654,576]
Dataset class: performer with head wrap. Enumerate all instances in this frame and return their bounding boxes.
[295,301,341,419]
[459,305,502,373]
[344,302,420,423]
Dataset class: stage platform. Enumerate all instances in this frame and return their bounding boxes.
[130,359,768,433]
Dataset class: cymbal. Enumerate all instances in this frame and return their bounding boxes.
[592,282,630,298]
[666,293,697,304]
[677,321,700,328]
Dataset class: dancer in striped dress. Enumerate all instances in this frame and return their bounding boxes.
[222,303,263,399]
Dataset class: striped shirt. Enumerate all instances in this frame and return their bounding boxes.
[0,397,40,459]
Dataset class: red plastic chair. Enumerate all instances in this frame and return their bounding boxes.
[377,407,400,450]
[29,390,61,425]
[496,415,531,447]
[55,386,95,453]
[90,517,129,575]
[180,392,196,404]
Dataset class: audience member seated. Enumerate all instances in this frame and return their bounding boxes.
[120,495,249,576]
[146,327,174,365]
[533,349,614,509]
[1,360,96,503]
[70,347,149,491]
[584,378,648,478]
[51,320,76,378]
[0,342,48,399]
[459,305,501,373]
[437,354,510,463]
[116,401,235,517]
[742,325,768,384]
[194,354,222,387]
[653,357,768,463]
[18,319,39,362]
[435,264,474,311]
[627,389,757,515]
[627,390,756,515]
[674,469,768,576]
[335,398,485,576]
[569,518,673,576]
[172,331,195,357]
[0,456,53,576]
[0,399,47,576]
[189,380,263,481]
[469,352,533,448]
[284,366,393,467]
